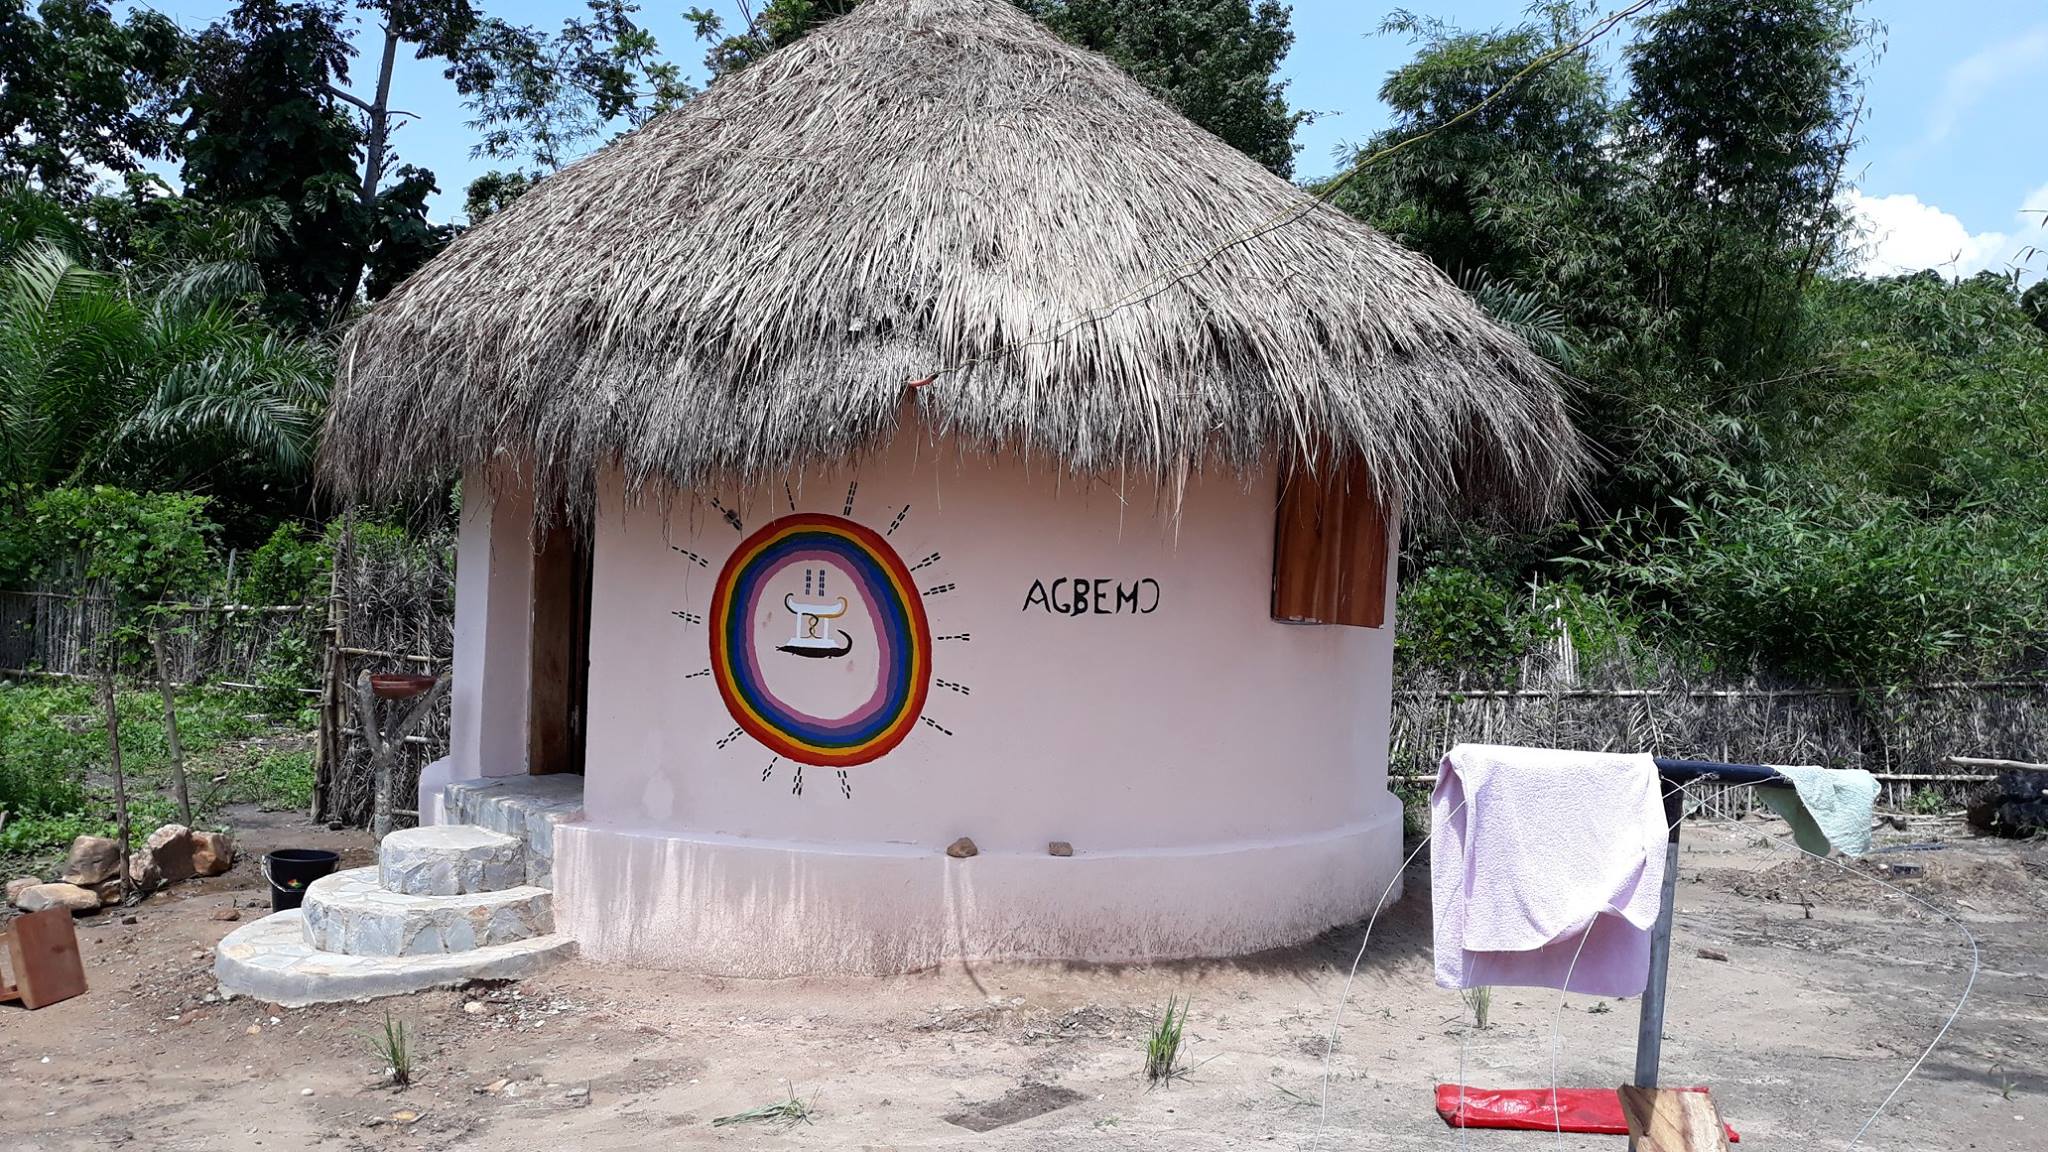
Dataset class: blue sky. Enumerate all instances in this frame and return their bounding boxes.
[133,0,2048,279]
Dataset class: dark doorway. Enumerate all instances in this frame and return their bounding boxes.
[528,519,593,775]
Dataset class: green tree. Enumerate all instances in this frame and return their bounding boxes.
[1621,0,1868,383]
[687,0,1305,175]
[0,239,330,501]
[1329,9,1624,318]
[1022,0,1304,177]
[178,0,368,330]
[2020,279,2048,338]
[453,0,690,172]
[462,169,534,223]
[0,0,187,201]
[179,0,682,329]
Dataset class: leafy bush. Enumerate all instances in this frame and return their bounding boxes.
[1579,489,2048,683]
[240,521,330,604]
[0,485,215,603]
[0,810,112,857]
[0,682,94,819]
[0,681,287,859]
[218,748,315,812]
[1397,566,1537,674]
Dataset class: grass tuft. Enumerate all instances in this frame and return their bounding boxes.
[1463,985,1493,1030]
[368,1010,413,1087]
[712,1084,815,1129]
[1144,995,1190,1086]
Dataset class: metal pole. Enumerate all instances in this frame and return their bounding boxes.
[1629,785,1686,1150]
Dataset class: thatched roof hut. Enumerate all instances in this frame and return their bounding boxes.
[323,0,1581,522]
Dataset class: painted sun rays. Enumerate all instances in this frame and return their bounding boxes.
[669,487,967,799]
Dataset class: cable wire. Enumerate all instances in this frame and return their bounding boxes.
[911,0,1670,390]
[1316,767,1980,1151]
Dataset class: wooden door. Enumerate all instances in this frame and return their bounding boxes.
[528,522,593,775]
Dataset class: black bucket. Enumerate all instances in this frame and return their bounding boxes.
[263,848,340,912]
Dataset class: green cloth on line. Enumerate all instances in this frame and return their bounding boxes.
[1758,764,1881,858]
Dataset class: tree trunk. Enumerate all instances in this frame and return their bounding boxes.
[355,670,393,840]
[100,609,133,901]
[330,24,402,325]
[355,668,448,840]
[150,619,192,827]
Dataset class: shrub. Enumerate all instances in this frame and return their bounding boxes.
[1397,566,1535,674]
[0,486,214,602]
[0,682,96,819]
[1579,488,2048,683]
[240,521,331,605]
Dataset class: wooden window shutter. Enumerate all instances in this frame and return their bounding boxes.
[1271,456,1390,628]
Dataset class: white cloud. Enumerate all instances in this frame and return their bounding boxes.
[1845,185,2048,280]
[1923,26,2048,147]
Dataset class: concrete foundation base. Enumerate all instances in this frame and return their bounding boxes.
[214,910,576,1007]
[553,795,1404,976]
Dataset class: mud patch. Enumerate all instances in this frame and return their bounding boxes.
[942,1082,1084,1132]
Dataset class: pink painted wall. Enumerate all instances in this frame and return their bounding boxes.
[426,464,538,821]
[579,437,1401,857]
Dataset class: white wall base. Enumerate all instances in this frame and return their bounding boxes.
[553,793,1404,976]
[416,756,457,826]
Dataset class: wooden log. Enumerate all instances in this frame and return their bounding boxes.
[1944,755,2048,773]
[1618,1085,1731,1151]
[150,622,192,827]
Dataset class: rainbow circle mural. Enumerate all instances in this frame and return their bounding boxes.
[708,513,932,767]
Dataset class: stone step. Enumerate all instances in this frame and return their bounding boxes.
[216,909,574,1007]
[379,824,525,896]
[443,776,584,888]
[301,868,552,957]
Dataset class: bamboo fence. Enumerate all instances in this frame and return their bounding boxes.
[10,542,2043,827]
[310,522,456,827]
[0,587,320,693]
[1391,659,2046,816]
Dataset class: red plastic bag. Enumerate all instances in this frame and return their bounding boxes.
[1435,1085,1740,1143]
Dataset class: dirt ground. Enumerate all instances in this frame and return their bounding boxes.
[3,808,2041,1151]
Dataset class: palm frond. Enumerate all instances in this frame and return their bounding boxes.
[1457,267,1577,369]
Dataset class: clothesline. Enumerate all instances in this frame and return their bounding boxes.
[1389,770,1995,783]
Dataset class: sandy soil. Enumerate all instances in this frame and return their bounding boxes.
[2,810,2041,1151]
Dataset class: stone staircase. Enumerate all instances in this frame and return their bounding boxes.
[215,781,581,1006]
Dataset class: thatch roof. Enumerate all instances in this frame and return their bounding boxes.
[323,0,1584,521]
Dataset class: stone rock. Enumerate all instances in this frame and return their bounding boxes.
[190,831,234,877]
[378,825,523,896]
[1047,841,1073,857]
[945,837,979,859]
[61,835,123,886]
[7,876,42,906]
[299,868,552,956]
[210,907,242,922]
[16,882,101,914]
[1966,768,2048,838]
[128,850,163,891]
[146,824,198,883]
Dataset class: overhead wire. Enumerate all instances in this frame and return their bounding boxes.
[1316,767,1981,1151]
[907,0,1670,390]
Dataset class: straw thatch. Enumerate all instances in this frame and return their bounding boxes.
[324,0,1585,521]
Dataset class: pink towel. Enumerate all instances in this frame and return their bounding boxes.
[1431,744,1669,997]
